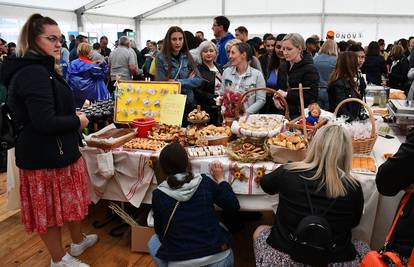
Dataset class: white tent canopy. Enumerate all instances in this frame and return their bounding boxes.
[0,0,413,48]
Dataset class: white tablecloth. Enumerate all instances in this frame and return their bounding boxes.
[81,133,404,248]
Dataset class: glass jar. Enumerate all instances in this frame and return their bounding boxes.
[379,91,387,108]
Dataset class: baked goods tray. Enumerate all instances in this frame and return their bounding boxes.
[122,138,167,152]
[85,127,136,150]
[186,145,226,158]
[351,154,377,175]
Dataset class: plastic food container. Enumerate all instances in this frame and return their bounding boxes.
[131,118,156,138]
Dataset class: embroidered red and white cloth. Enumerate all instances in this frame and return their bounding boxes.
[81,147,155,208]
[19,158,90,234]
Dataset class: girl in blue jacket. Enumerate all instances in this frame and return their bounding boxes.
[148,143,239,267]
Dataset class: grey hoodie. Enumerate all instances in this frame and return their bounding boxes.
[157,173,203,202]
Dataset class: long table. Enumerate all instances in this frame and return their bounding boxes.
[82,132,404,249]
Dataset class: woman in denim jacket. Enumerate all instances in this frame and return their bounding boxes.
[220,42,266,114]
[156,26,203,125]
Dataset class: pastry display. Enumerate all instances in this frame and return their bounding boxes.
[123,138,166,151]
[238,114,283,132]
[267,132,307,150]
[232,142,267,157]
[188,105,210,122]
[227,138,268,162]
[148,124,183,141]
[198,125,232,138]
[187,125,232,146]
[352,156,376,173]
[232,114,284,138]
[186,145,226,158]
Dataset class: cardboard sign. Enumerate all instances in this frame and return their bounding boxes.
[114,81,181,123]
[160,94,187,126]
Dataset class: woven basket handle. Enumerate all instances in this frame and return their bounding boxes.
[236,88,290,120]
[333,98,376,139]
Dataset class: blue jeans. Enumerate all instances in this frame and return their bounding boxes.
[147,234,234,267]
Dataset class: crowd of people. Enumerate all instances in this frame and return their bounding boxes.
[0,12,414,267]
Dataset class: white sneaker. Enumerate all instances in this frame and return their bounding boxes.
[69,233,99,257]
[50,253,89,267]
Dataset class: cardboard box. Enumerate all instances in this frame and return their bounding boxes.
[131,225,155,253]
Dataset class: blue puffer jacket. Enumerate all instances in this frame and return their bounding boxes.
[68,57,110,107]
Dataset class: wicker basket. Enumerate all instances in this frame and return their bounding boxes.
[266,141,307,163]
[334,98,377,154]
[226,138,269,162]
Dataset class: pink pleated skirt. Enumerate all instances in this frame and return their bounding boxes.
[19,158,90,234]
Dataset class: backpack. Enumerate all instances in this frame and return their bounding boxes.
[0,66,27,151]
[288,182,337,266]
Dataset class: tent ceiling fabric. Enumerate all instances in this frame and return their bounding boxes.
[85,0,171,18]
[0,0,174,18]
[0,0,93,11]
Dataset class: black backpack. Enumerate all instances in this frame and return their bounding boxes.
[0,65,26,151]
[288,182,337,267]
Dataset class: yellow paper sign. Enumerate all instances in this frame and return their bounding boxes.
[114,81,181,123]
[160,95,187,126]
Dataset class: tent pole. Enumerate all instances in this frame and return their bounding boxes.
[321,0,326,40]
[74,0,107,33]
[135,18,142,50]
[222,0,225,15]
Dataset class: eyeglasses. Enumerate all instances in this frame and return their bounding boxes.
[40,35,61,45]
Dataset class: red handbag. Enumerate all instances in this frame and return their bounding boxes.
[360,193,414,267]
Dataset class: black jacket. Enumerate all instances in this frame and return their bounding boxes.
[376,128,414,258]
[328,78,362,121]
[261,166,364,263]
[259,62,289,114]
[195,63,223,125]
[285,54,319,119]
[1,54,81,169]
[388,57,410,93]
[259,54,271,79]
[410,49,414,69]
[196,62,223,106]
[100,47,111,58]
[361,55,387,85]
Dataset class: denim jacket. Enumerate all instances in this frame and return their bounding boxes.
[220,65,266,114]
[156,52,203,105]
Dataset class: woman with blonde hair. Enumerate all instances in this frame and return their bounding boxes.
[275,33,319,119]
[223,38,262,72]
[253,124,369,266]
[1,14,95,267]
[314,39,338,110]
[68,42,109,108]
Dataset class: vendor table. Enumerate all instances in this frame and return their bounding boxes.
[82,131,404,249]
